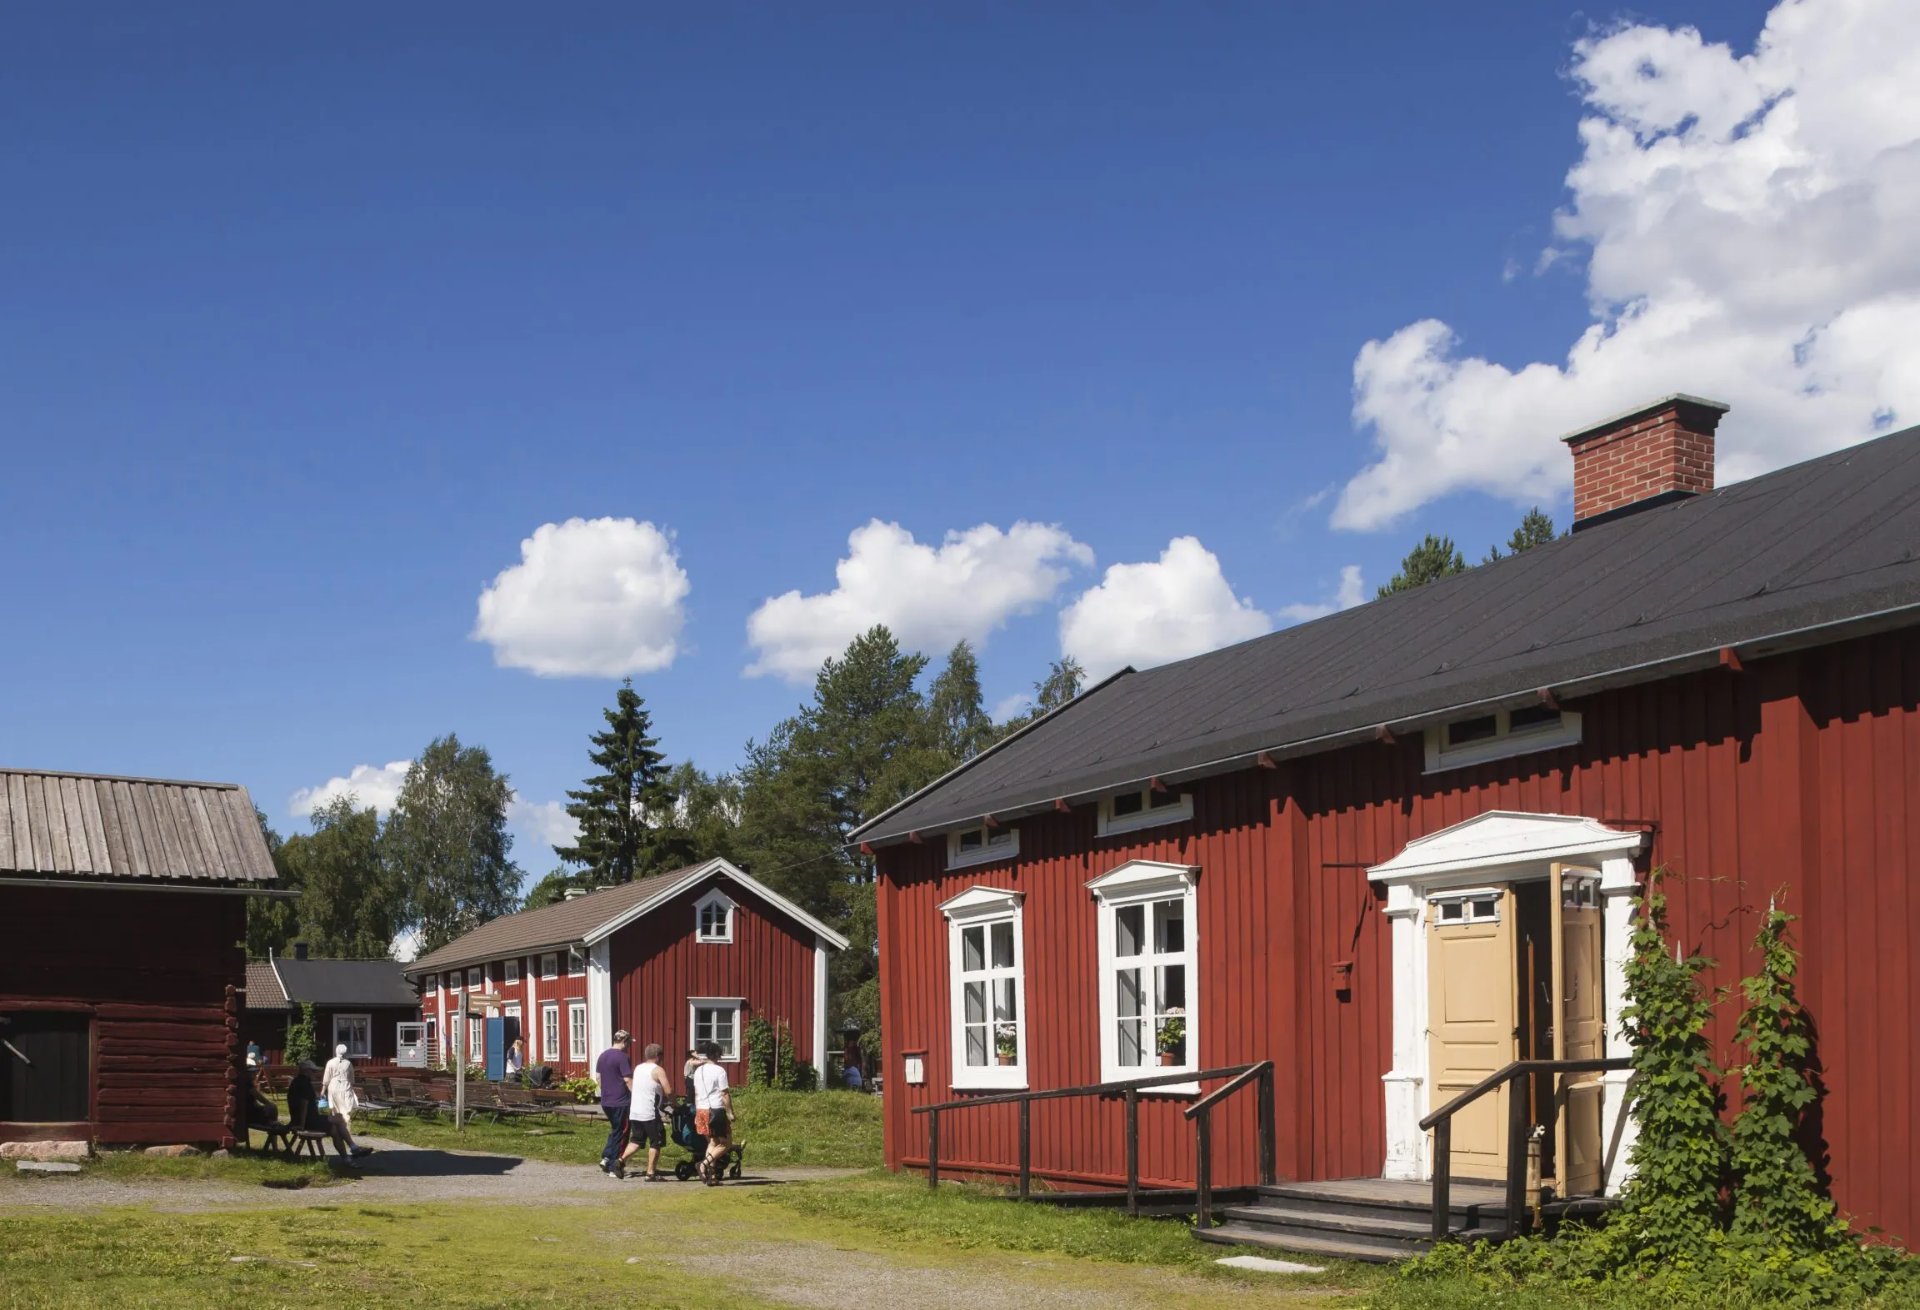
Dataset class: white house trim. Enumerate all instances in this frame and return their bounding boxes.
[1367,811,1644,1186]
[941,885,1029,1090]
[581,857,850,950]
[694,887,737,943]
[813,935,829,1075]
[587,938,613,1073]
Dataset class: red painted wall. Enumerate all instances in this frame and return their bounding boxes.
[427,957,589,1071]
[0,885,244,1147]
[876,628,1920,1241]
[607,875,822,1079]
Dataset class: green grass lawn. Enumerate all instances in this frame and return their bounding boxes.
[356,1086,883,1170]
[82,1147,351,1190]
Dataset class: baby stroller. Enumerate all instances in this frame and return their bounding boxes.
[669,1098,744,1182]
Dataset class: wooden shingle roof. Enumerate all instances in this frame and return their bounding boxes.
[0,769,277,885]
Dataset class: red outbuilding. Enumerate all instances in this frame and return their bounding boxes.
[406,857,846,1084]
[1,769,279,1153]
[857,396,1920,1249]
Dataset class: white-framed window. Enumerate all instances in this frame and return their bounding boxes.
[466,966,482,990]
[1430,888,1503,925]
[567,947,587,977]
[939,886,1026,1090]
[1423,706,1583,773]
[332,1013,372,1060]
[690,998,742,1061]
[568,1000,588,1062]
[1096,784,1193,838]
[540,953,559,980]
[694,888,736,943]
[1088,860,1199,1086]
[541,1002,560,1064]
[504,958,520,985]
[468,1016,485,1066]
[449,971,461,993]
[946,822,1018,870]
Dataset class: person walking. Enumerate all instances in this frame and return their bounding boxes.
[628,1043,675,1181]
[289,1058,359,1158]
[319,1043,372,1158]
[595,1029,635,1178]
[691,1040,733,1186]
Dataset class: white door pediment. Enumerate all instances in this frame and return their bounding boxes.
[1367,811,1642,886]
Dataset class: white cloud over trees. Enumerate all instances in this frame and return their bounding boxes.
[1336,0,1920,529]
[1059,537,1273,681]
[288,760,411,818]
[745,519,1093,683]
[473,517,690,677]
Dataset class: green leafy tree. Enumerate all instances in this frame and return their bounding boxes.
[999,655,1087,730]
[385,734,521,953]
[929,641,996,762]
[1730,894,1839,1248]
[1485,508,1559,562]
[1377,534,1468,597]
[521,869,578,911]
[1616,873,1729,1263]
[662,761,740,865]
[246,808,303,958]
[283,1001,317,1065]
[555,679,677,885]
[283,795,403,958]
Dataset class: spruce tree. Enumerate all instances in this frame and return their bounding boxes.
[1485,507,1559,562]
[1730,895,1838,1248]
[929,640,996,763]
[1377,534,1468,597]
[555,679,675,886]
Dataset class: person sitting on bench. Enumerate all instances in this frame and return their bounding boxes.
[246,1068,281,1132]
[288,1058,357,1157]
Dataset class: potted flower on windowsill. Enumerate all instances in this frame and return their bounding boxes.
[1156,1012,1185,1067]
[994,1023,1018,1066]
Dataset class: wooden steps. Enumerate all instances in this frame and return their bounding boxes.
[1194,1179,1510,1264]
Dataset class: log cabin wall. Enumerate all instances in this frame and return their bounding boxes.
[876,625,1920,1242]
[0,884,245,1147]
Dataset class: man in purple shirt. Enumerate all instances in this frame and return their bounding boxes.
[595,1029,635,1178]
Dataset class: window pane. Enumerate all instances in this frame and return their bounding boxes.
[990,921,1014,969]
[1116,967,1143,1018]
[1154,899,1184,954]
[959,829,983,851]
[717,1010,735,1045]
[988,829,1013,848]
[964,981,987,1025]
[1447,715,1499,746]
[1118,1018,1143,1067]
[965,1024,989,1067]
[1508,705,1562,732]
[962,926,985,973]
[1112,791,1144,817]
[994,977,1017,1024]
[1471,897,1498,920]
[1115,905,1145,957]
[1157,962,1187,1014]
[1149,788,1183,810]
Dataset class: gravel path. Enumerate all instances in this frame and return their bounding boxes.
[0,1136,858,1214]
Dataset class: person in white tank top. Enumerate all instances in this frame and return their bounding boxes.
[627,1042,675,1180]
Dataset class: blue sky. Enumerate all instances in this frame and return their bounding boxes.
[13,0,1907,882]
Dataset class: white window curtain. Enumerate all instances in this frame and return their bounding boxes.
[939,887,1027,1090]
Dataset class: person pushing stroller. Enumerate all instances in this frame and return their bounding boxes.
[687,1039,737,1185]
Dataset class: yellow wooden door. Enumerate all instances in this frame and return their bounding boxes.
[1427,889,1516,1180]
[1556,867,1605,1195]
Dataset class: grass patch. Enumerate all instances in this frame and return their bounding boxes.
[46,1148,349,1190]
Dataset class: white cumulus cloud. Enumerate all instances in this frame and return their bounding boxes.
[289,760,411,820]
[508,797,580,856]
[1276,565,1368,624]
[1059,537,1272,681]
[1335,0,1920,529]
[474,517,690,678]
[745,519,1094,683]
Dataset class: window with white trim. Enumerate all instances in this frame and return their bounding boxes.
[332,1013,371,1060]
[466,966,481,991]
[694,888,736,943]
[946,822,1018,870]
[541,1002,560,1063]
[940,886,1026,1090]
[1424,706,1582,773]
[691,999,742,1061]
[449,971,461,992]
[468,1016,485,1066]
[1097,784,1192,838]
[567,947,586,978]
[504,958,520,985]
[1430,889,1503,924]
[568,1000,588,1062]
[1088,861,1199,1085]
[540,953,558,980]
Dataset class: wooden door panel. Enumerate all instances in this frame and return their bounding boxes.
[1,1012,91,1124]
[1561,901,1604,1195]
[1428,896,1516,1180]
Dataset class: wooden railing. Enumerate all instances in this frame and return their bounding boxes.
[1417,1056,1631,1242]
[912,1061,1276,1219]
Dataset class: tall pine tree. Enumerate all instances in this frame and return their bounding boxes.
[1377,534,1468,597]
[555,679,676,886]
[1485,507,1559,562]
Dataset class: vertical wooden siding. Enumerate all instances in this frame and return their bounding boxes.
[877,628,1920,1241]
[606,876,821,1074]
[0,885,244,1146]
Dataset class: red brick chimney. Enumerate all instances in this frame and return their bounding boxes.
[1562,394,1729,529]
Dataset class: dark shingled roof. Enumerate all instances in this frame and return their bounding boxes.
[857,423,1920,845]
[407,865,700,976]
[271,959,419,1009]
[0,769,277,884]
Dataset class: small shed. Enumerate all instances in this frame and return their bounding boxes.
[0,768,279,1151]
[241,951,421,1064]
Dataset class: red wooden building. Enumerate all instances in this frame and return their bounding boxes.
[406,857,846,1083]
[241,951,422,1065]
[0,769,279,1152]
[857,396,1920,1245]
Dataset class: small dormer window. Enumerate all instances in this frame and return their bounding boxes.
[947,823,1018,870]
[1425,706,1582,773]
[1097,784,1193,838]
[694,888,737,943]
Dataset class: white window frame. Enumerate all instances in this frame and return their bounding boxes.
[689,997,743,1062]
[449,971,462,993]
[1424,707,1583,773]
[567,947,587,978]
[694,888,736,944]
[939,886,1027,1090]
[1088,860,1200,1089]
[540,953,558,980]
[541,1002,560,1064]
[568,1000,588,1063]
[468,1015,485,1067]
[466,966,482,991]
[1096,785,1194,838]
[504,958,520,985]
[1428,887,1505,925]
[945,822,1018,870]
[332,1012,372,1060]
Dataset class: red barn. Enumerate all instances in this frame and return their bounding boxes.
[0,769,278,1154]
[406,857,846,1083]
[857,397,1920,1250]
